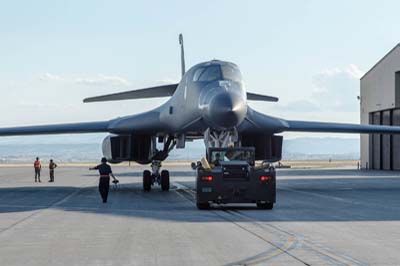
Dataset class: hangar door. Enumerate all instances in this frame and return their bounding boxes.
[369,108,400,170]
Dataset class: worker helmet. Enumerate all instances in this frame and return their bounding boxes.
[101,157,107,163]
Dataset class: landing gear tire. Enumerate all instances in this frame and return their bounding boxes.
[161,170,170,191]
[196,202,210,210]
[143,170,152,191]
[257,201,274,210]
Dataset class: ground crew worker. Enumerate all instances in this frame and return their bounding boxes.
[89,157,118,203]
[48,159,57,182]
[212,153,221,167]
[34,157,41,182]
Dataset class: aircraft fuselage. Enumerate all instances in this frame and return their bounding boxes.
[158,60,247,134]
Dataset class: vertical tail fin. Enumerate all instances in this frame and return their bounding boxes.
[179,33,185,77]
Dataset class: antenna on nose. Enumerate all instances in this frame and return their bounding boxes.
[179,33,185,77]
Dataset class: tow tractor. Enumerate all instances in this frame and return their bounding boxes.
[192,147,276,210]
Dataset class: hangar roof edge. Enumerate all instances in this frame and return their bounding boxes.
[361,43,400,80]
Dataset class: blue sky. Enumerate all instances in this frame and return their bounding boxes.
[0,0,399,140]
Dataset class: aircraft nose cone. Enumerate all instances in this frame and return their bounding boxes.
[207,93,246,129]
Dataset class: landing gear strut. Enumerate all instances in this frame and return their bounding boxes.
[142,135,175,192]
[151,160,162,185]
[142,160,170,191]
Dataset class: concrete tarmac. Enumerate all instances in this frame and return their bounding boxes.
[0,164,399,266]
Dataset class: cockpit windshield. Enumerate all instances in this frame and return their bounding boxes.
[193,66,222,82]
[192,64,242,83]
[221,65,242,83]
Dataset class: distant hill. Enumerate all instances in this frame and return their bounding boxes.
[283,137,359,160]
[0,144,102,163]
[0,135,360,163]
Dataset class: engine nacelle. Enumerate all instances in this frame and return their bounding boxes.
[241,134,283,162]
[102,134,156,164]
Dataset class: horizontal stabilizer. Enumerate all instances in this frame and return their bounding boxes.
[247,92,279,102]
[83,84,179,103]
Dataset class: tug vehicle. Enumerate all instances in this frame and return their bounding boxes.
[193,147,276,210]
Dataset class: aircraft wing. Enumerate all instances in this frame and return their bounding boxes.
[83,84,178,103]
[240,107,400,134]
[283,120,400,134]
[0,121,110,136]
[0,110,166,137]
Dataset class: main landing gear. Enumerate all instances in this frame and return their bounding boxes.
[143,160,170,192]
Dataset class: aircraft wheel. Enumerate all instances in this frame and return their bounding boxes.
[196,202,210,210]
[161,170,170,191]
[257,201,273,210]
[143,170,152,191]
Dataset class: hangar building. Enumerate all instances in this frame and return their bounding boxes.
[361,44,400,170]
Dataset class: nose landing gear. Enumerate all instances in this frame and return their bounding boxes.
[142,160,170,192]
[143,170,152,191]
[160,170,170,191]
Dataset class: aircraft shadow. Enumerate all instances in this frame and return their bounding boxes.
[277,168,400,176]
[83,171,196,178]
[1,175,400,222]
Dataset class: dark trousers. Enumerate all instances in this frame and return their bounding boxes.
[49,169,55,182]
[99,177,110,202]
[35,168,41,181]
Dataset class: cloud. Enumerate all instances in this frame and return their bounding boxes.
[75,75,130,87]
[17,100,74,109]
[38,73,130,87]
[347,64,365,79]
[156,78,180,85]
[274,99,320,112]
[311,64,364,111]
[316,64,365,80]
[39,73,64,82]
[17,101,57,108]
[278,64,364,114]
[37,74,178,88]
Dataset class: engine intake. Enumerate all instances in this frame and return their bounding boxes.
[102,134,155,164]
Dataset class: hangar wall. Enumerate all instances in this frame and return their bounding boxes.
[361,44,400,169]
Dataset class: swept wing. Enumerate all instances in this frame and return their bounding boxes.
[284,120,400,134]
[241,108,400,134]
[0,110,164,137]
[0,121,110,136]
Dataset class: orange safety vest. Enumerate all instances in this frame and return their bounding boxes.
[34,161,41,168]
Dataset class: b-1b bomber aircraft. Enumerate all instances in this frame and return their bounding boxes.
[1,34,400,191]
